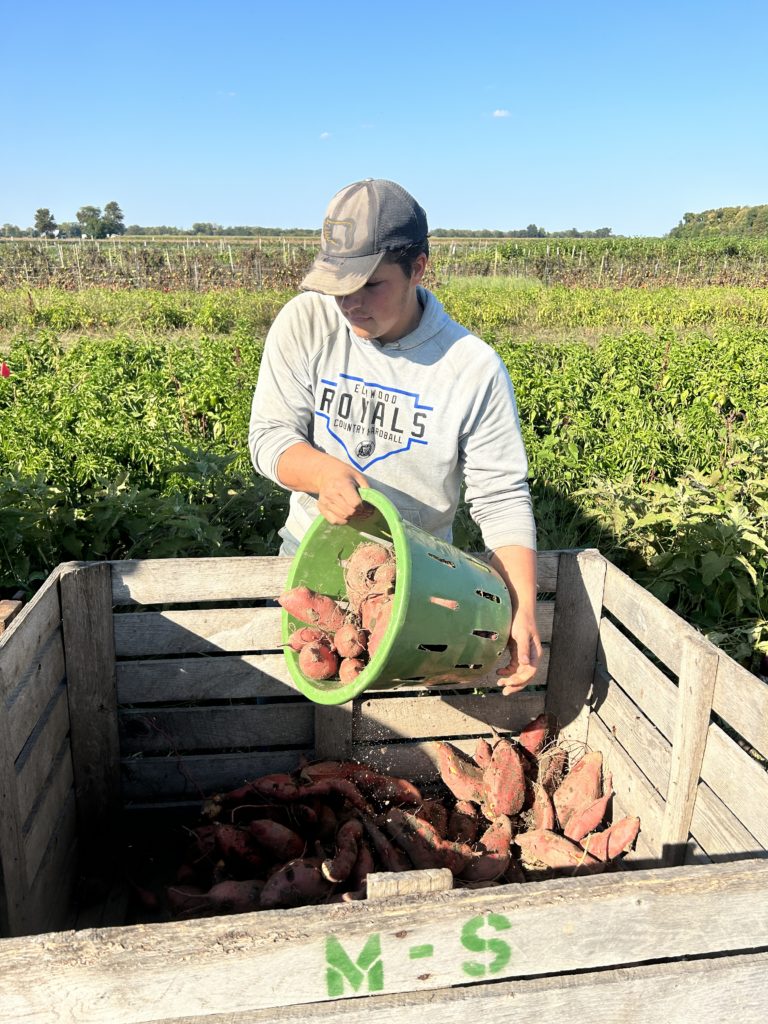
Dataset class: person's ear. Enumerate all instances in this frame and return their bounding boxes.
[411,253,427,285]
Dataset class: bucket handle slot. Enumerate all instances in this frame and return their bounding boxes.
[472,630,499,640]
[418,643,448,652]
[427,553,457,568]
[454,663,483,670]
[475,589,501,603]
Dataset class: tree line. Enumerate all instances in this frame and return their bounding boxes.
[669,205,768,238]
[2,203,127,239]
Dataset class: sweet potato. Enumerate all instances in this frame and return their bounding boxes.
[301,760,422,807]
[366,597,394,659]
[206,879,264,915]
[553,751,603,830]
[517,712,554,757]
[384,808,473,875]
[461,815,513,883]
[278,586,346,632]
[248,819,305,861]
[260,858,333,909]
[435,741,486,804]
[580,816,641,862]
[415,798,449,838]
[537,744,568,795]
[362,816,412,872]
[349,840,375,891]
[339,657,366,683]
[213,823,265,875]
[322,818,364,882]
[334,623,368,659]
[482,738,527,818]
[563,772,614,842]
[526,781,557,831]
[360,592,391,632]
[298,640,339,680]
[472,738,494,769]
[372,561,397,593]
[448,800,480,844]
[165,884,209,918]
[515,828,604,876]
[288,626,331,652]
[343,542,391,614]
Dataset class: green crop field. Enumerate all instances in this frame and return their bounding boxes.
[1,270,766,671]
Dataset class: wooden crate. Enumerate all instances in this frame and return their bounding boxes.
[1,549,767,1022]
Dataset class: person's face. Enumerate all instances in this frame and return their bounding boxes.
[336,254,427,344]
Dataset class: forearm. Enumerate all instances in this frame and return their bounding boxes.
[276,442,345,494]
[488,545,538,616]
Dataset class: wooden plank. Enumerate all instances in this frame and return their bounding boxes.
[143,951,768,1024]
[597,617,677,738]
[22,745,74,885]
[661,635,719,866]
[15,685,70,822]
[712,655,768,762]
[17,790,78,937]
[116,653,298,703]
[587,714,666,860]
[120,751,310,804]
[690,781,766,861]
[367,868,453,899]
[545,549,607,746]
[535,550,560,593]
[113,606,282,658]
[109,556,293,606]
[0,665,27,937]
[0,565,62,701]
[354,692,545,744]
[4,630,66,762]
[0,599,23,637]
[314,703,354,761]
[700,723,768,849]
[60,563,121,841]
[1,860,767,1022]
[118,703,314,756]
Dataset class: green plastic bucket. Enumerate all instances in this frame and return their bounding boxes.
[282,488,512,705]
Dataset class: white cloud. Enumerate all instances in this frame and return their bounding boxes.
[319,131,332,140]
[492,109,511,118]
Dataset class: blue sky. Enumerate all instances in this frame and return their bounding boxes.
[3,0,767,236]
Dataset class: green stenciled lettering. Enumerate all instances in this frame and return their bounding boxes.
[460,913,512,978]
[325,934,383,997]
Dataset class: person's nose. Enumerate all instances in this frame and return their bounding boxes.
[339,288,364,313]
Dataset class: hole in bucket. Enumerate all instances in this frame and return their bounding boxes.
[476,589,501,603]
[418,644,448,652]
[455,663,483,670]
[427,553,456,568]
[430,596,459,610]
[472,630,499,640]
[392,677,426,683]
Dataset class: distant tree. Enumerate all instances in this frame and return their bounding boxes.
[76,205,103,238]
[101,201,126,236]
[58,221,82,238]
[1,223,23,237]
[34,208,57,237]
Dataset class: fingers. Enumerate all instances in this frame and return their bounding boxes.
[317,469,369,524]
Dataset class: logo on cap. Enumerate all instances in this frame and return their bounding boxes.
[323,218,356,251]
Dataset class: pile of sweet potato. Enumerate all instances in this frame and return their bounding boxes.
[160,713,640,920]
[279,540,396,683]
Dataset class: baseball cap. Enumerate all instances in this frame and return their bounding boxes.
[300,179,429,296]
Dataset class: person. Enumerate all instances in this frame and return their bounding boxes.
[249,178,541,694]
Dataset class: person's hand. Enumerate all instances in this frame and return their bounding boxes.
[496,607,542,696]
[316,464,370,525]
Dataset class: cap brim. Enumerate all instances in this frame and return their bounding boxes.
[300,250,386,296]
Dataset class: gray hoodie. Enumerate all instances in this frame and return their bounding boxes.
[249,287,536,552]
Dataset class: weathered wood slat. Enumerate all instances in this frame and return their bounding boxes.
[711,656,768,762]
[597,616,677,738]
[367,868,453,899]
[119,750,311,804]
[22,745,74,885]
[108,553,562,608]
[109,556,293,606]
[118,703,314,756]
[116,653,298,703]
[351,737,479,781]
[113,607,282,658]
[700,723,768,849]
[661,635,719,866]
[690,781,766,860]
[60,563,121,840]
[0,666,27,937]
[15,684,70,823]
[4,631,66,762]
[136,950,768,1024]
[314,703,355,761]
[0,860,766,1023]
[354,691,546,744]
[0,567,62,702]
[546,549,607,746]
[17,791,78,938]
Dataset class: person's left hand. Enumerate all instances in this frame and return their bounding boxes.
[496,607,542,696]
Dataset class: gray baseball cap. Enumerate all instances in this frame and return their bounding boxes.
[300,179,429,296]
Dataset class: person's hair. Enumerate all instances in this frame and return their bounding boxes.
[383,238,430,278]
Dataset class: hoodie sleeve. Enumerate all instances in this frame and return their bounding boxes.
[248,296,323,487]
[459,351,537,552]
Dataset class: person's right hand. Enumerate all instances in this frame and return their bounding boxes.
[316,463,370,525]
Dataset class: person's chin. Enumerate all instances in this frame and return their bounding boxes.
[349,322,377,340]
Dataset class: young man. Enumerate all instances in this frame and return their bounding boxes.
[249,178,540,694]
